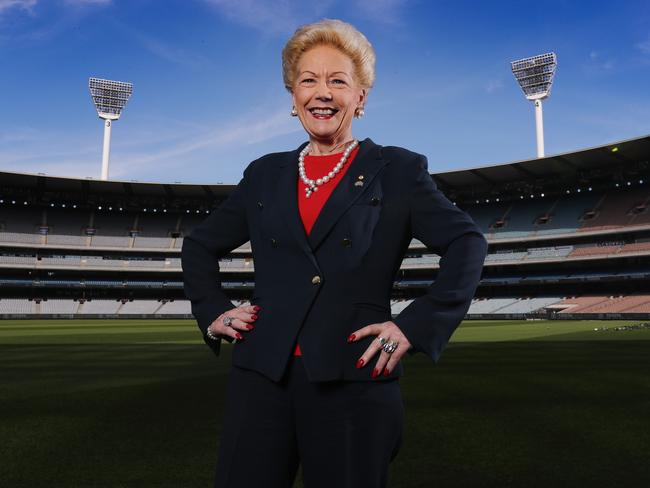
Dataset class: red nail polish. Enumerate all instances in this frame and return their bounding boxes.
[235,332,244,340]
[371,368,379,378]
[347,334,356,343]
[383,368,390,376]
[253,306,261,311]
[251,314,258,320]
[246,325,255,330]
[356,358,365,369]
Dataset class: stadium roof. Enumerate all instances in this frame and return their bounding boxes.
[431,133,650,189]
[1,134,649,202]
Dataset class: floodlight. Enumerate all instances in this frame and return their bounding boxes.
[88,77,133,180]
[510,52,557,157]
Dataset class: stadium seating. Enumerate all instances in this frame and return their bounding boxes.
[537,192,602,235]
[46,208,91,236]
[579,187,649,231]
[557,294,650,313]
[467,297,521,313]
[3,185,650,250]
[118,300,161,314]
[491,296,563,314]
[2,153,650,319]
[156,299,191,314]
[0,298,36,314]
[79,299,122,314]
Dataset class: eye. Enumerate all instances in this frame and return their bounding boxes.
[300,78,316,84]
[330,78,346,85]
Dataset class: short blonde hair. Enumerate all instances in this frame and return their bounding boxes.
[282,19,376,92]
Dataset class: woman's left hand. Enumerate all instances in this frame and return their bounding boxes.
[348,321,413,378]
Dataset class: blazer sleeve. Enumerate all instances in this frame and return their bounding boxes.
[181,161,254,357]
[392,154,488,363]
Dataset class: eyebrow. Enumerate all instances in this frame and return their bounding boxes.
[299,70,351,77]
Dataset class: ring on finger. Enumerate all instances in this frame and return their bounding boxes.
[382,341,399,354]
[222,315,234,327]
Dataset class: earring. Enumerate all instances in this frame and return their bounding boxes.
[291,106,298,117]
[354,107,365,118]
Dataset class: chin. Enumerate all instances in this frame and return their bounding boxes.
[308,130,339,141]
[305,123,349,141]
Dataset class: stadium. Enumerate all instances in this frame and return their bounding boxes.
[2,134,650,319]
[2,7,649,487]
[2,133,650,486]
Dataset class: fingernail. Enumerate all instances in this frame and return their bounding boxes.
[347,334,356,343]
[235,332,244,340]
[356,358,365,369]
[251,314,258,320]
[371,368,379,378]
[253,306,261,311]
[246,325,255,330]
[383,368,390,376]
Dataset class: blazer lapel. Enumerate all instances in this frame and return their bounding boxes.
[276,138,387,266]
[276,141,317,269]
[307,138,386,251]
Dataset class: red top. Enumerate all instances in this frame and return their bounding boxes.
[293,145,360,356]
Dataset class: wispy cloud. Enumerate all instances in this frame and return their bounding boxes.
[203,0,335,34]
[0,126,39,144]
[110,106,302,178]
[485,79,504,94]
[0,106,302,180]
[63,0,111,6]
[203,0,410,32]
[0,0,37,14]
[109,19,214,69]
[350,0,409,25]
[585,50,615,72]
[2,158,101,179]
[0,0,110,43]
[0,0,109,15]
[0,140,100,178]
[636,38,650,56]
[132,30,214,69]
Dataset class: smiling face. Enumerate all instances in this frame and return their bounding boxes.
[292,44,366,151]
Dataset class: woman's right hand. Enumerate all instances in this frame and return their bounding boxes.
[207,304,260,342]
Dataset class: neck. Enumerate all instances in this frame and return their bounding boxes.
[308,134,355,156]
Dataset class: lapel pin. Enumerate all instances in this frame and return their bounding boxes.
[355,175,365,187]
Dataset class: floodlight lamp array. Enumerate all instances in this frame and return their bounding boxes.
[89,77,133,120]
[510,52,557,100]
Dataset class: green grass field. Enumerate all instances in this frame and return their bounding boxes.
[2,318,649,487]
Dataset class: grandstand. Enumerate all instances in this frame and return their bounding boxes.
[1,134,650,320]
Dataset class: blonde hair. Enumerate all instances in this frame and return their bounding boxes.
[282,19,376,92]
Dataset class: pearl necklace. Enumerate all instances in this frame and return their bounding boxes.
[298,139,359,198]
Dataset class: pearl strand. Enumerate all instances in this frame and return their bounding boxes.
[298,140,359,198]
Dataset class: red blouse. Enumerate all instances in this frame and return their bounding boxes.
[292,145,360,356]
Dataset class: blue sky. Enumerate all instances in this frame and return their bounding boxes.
[1,0,649,184]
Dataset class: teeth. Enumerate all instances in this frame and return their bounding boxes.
[311,108,336,115]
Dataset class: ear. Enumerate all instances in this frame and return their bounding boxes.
[357,88,367,109]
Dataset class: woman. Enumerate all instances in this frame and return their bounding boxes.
[181,19,488,488]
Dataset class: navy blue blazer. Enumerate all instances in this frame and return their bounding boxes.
[181,138,488,383]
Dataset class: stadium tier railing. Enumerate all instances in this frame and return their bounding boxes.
[5,242,650,273]
[3,295,650,319]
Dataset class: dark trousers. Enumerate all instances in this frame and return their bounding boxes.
[214,355,405,488]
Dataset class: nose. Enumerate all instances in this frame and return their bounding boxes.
[315,79,333,102]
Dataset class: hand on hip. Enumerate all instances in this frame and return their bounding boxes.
[348,321,413,378]
[207,304,260,342]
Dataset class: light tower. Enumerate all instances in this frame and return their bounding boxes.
[510,52,557,158]
[88,77,133,180]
